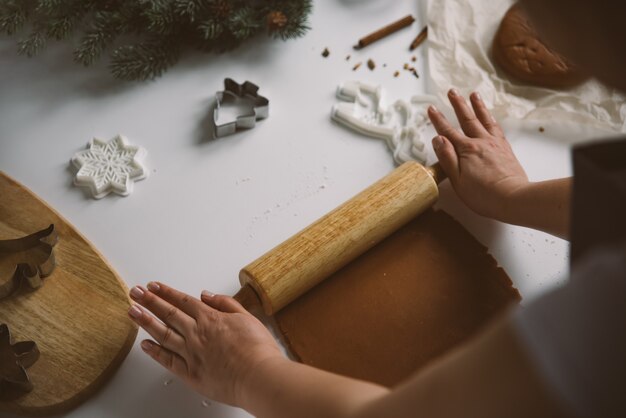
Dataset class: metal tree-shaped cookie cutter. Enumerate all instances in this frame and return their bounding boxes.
[0,323,40,396]
[0,224,58,300]
[214,78,269,137]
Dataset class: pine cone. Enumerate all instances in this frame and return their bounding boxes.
[267,11,287,31]
[210,0,231,19]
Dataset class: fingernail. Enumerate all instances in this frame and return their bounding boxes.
[428,105,438,114]
[432,136,444,150]
[130,286,144,299]
[147,282,160,292]
[128,305,142,319]
[201,290,215,298]
[472,91,482,101]
[141,340,152,352]
[449,88,459,96]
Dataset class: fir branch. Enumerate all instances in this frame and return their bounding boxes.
[110,40,180,81]
[0,1,29,35]
[1,0,313,81]
[0,9,26,35]
[73,11,122,66]
[198,18,223,40]
[228,6,258,40]
[111,2,146,34]
[17,30,46,56]
[174,0,205,22]
[142,0,177,34]
[43,0,89,40]
[35,0,65,16]
[46,15,74,39]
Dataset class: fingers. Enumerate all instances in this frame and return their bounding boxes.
[432,136,460,183]
[427,105,468,147]
[140,339,188,377]
[130,285,195,334]
[128,304,186,353]
[469,92,503,137]
[201,291,247,314]
[145,281,205,318]
[447,89,488,138]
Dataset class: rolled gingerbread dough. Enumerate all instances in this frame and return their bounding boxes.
[274,210,520,387]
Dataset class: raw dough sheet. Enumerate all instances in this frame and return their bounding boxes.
[274,210,520,387]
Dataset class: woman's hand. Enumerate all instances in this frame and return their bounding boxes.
[127,282,283,406]
[427,89,529,221]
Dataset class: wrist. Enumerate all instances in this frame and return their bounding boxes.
[237,353,289,411]
[496,181,534,225]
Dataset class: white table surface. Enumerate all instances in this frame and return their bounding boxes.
[0,0,610,416]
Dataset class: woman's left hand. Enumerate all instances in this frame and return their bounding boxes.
[127,282,283,406]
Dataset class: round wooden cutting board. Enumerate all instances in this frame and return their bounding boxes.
[0,172,137,416]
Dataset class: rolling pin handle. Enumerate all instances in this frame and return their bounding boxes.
[233,285,262,312]
[426,162,447,185]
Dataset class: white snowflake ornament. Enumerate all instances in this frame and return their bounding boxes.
[71,135,148,199]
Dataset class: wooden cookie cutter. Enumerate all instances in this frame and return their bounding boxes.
[0,323,40,396]
[214,78,269,137]
[0,224,58,299]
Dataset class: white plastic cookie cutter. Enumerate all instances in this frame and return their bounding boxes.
[331,81,440,164]
[70,135,148,199]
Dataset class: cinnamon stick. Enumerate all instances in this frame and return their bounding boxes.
[409,26,428,51]
[353,15,415,50]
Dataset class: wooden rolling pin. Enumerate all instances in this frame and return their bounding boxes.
[234,161,446,315]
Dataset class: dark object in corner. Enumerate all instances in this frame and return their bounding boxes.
[570,138,626,263]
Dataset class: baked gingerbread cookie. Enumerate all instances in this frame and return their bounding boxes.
[492,3,588,88]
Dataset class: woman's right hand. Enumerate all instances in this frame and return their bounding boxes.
[427,89,529,221]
